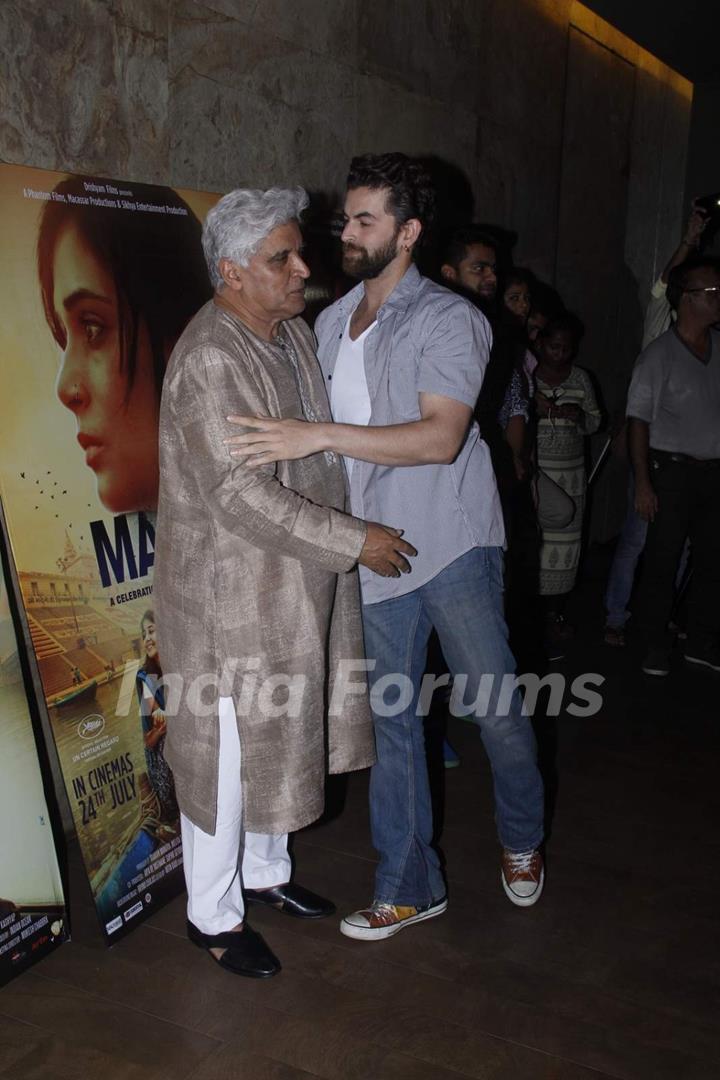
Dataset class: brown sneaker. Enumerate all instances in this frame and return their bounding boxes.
[501,849,544,907]
[340,897,447,941]
[603,624,625,647]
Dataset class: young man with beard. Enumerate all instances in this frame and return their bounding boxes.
[440,226,531,489]
[439,225,499,309]
[227,154,546,937]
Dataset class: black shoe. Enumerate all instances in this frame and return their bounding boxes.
[684,641,720,673]
[641,645,671,677]
[244,883,336,919]
[187,920,280,978]
[544,613,573,661]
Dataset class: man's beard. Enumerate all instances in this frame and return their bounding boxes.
[452,282,496,321]
[342,230,400,280]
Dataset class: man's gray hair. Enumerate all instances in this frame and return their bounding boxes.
[202,186,309,289]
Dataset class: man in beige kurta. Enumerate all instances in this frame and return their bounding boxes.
[154,186,415,977]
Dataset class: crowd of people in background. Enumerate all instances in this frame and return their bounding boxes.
[432,197,720,675]
[436,221,602,661]
[602,203,720,680]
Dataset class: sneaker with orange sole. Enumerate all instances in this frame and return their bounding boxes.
[603,624,625,647]
[340,897,447,940]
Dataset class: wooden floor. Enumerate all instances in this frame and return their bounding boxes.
[2,567,720,1080]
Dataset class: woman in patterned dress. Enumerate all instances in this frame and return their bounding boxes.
[534,315,602,640]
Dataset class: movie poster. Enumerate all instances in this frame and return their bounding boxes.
[0,163,220,942]
[0,518,68,983]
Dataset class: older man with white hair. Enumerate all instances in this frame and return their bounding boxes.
[154,187,415,978]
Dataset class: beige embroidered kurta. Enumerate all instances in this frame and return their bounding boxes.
[154,300,375,835]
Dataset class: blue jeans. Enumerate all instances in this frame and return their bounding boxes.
[604,474,689,629]
[604,477,648,629]
[361,547,545,907]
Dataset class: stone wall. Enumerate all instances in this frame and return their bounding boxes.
[1,0,692,537]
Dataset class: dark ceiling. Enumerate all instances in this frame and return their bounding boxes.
[583,0,719,84]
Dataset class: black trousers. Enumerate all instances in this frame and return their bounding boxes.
[635,453,720,648]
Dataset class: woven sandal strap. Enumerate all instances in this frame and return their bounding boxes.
[188,921,253,949]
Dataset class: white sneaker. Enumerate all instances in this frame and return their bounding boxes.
[340,897,447,941]
[501,849,544,907]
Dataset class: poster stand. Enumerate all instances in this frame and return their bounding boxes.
[0,500,68,984]
[0,163,218,943]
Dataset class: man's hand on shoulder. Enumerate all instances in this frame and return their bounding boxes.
[358,523,417,578]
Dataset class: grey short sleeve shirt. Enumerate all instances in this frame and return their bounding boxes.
[315,265,505,605]
[626,326,720,459]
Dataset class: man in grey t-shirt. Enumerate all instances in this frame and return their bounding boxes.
[603,203,709,646]
[627,255,720,675]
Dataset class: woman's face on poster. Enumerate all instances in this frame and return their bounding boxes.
[52,224,160,513]
[141,619,158,660]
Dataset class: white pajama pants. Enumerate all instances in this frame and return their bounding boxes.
[180,696,291,934]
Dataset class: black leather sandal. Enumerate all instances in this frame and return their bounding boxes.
[244,883,336,919]
[186,920,281,978]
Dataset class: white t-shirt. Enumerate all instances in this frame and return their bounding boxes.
[329,313,374,477]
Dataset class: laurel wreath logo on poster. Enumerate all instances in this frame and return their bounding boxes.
[77,715,106,741]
